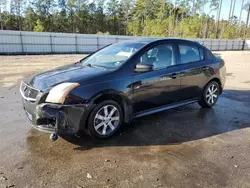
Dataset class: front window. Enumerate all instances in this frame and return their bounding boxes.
[81,42,145,69]
[139,44,175,70]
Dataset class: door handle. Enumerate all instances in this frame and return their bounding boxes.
[170,73,178,79]
[202,66,209,71]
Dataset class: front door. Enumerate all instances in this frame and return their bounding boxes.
[132,43,182,113]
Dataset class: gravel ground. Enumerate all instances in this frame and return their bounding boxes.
[0,51,250,188]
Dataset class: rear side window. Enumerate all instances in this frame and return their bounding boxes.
[178,44,203,64]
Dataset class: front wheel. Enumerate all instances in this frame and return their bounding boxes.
[198,81,220,108]
[87,100,123,138]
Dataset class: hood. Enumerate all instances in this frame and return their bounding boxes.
[28,64,109,91]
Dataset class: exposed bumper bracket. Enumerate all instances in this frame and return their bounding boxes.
[34,103,89,135]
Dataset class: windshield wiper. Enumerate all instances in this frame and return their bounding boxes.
[92,64,107,70]
[84,63,92,67]
[83,63,107,70]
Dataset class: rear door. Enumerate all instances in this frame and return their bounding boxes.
[176,43,210,100]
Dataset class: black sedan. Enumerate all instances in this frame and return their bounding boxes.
[20,39,226,141]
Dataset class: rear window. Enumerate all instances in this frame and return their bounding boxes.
[178,44,203,64]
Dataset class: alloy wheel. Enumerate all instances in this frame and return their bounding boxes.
[94,105,120,136]
[206,84,219,105]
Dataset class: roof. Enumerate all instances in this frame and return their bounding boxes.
[123,38,201,45]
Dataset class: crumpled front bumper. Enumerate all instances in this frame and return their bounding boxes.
[23,100,90,135]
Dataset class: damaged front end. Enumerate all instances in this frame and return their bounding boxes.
[34,103,89,141]
[20,81,91,141]
[23,101,91,141]
[37,103,88,133]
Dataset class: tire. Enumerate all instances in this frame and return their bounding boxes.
[87,100,123,139]
[198,81,220,108]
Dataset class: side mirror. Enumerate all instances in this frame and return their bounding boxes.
[135,64,153,73]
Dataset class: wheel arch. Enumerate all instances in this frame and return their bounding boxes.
[206,77,222,94]
[81,90,133,131]
[198,77,221,108]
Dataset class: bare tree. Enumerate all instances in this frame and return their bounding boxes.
[0,0,7,30]
[245,3,250,38]
[10,0,26,30]
[179,0,189,37]
[215,0,223,38]
[238,0,244,37]
[228,0,233,22]
[239,0,245,25]
[0,6,2,30]
[229,0,237,38]
[168,1,174,37]
[231,0,237,20]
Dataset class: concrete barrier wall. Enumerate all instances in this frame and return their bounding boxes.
[0,30,249,54]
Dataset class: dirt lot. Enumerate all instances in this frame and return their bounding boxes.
[0,51,250,188]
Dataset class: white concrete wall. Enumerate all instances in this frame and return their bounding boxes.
[0,30,249,54]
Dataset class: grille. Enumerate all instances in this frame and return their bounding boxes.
[20,81,39,102]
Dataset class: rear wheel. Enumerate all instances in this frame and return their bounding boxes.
[198,81,220,108]
[88,100,123,138]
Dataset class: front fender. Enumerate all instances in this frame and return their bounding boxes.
[70,78,133,104]
[70,79,134,124]
[87,89,133,123]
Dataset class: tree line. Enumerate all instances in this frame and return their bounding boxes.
[0,0,250,39]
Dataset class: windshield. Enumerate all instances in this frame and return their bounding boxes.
[81,42,145,69]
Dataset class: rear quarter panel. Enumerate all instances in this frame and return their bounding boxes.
[217,57,226,89]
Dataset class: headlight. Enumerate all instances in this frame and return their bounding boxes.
[45,82,80,104]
